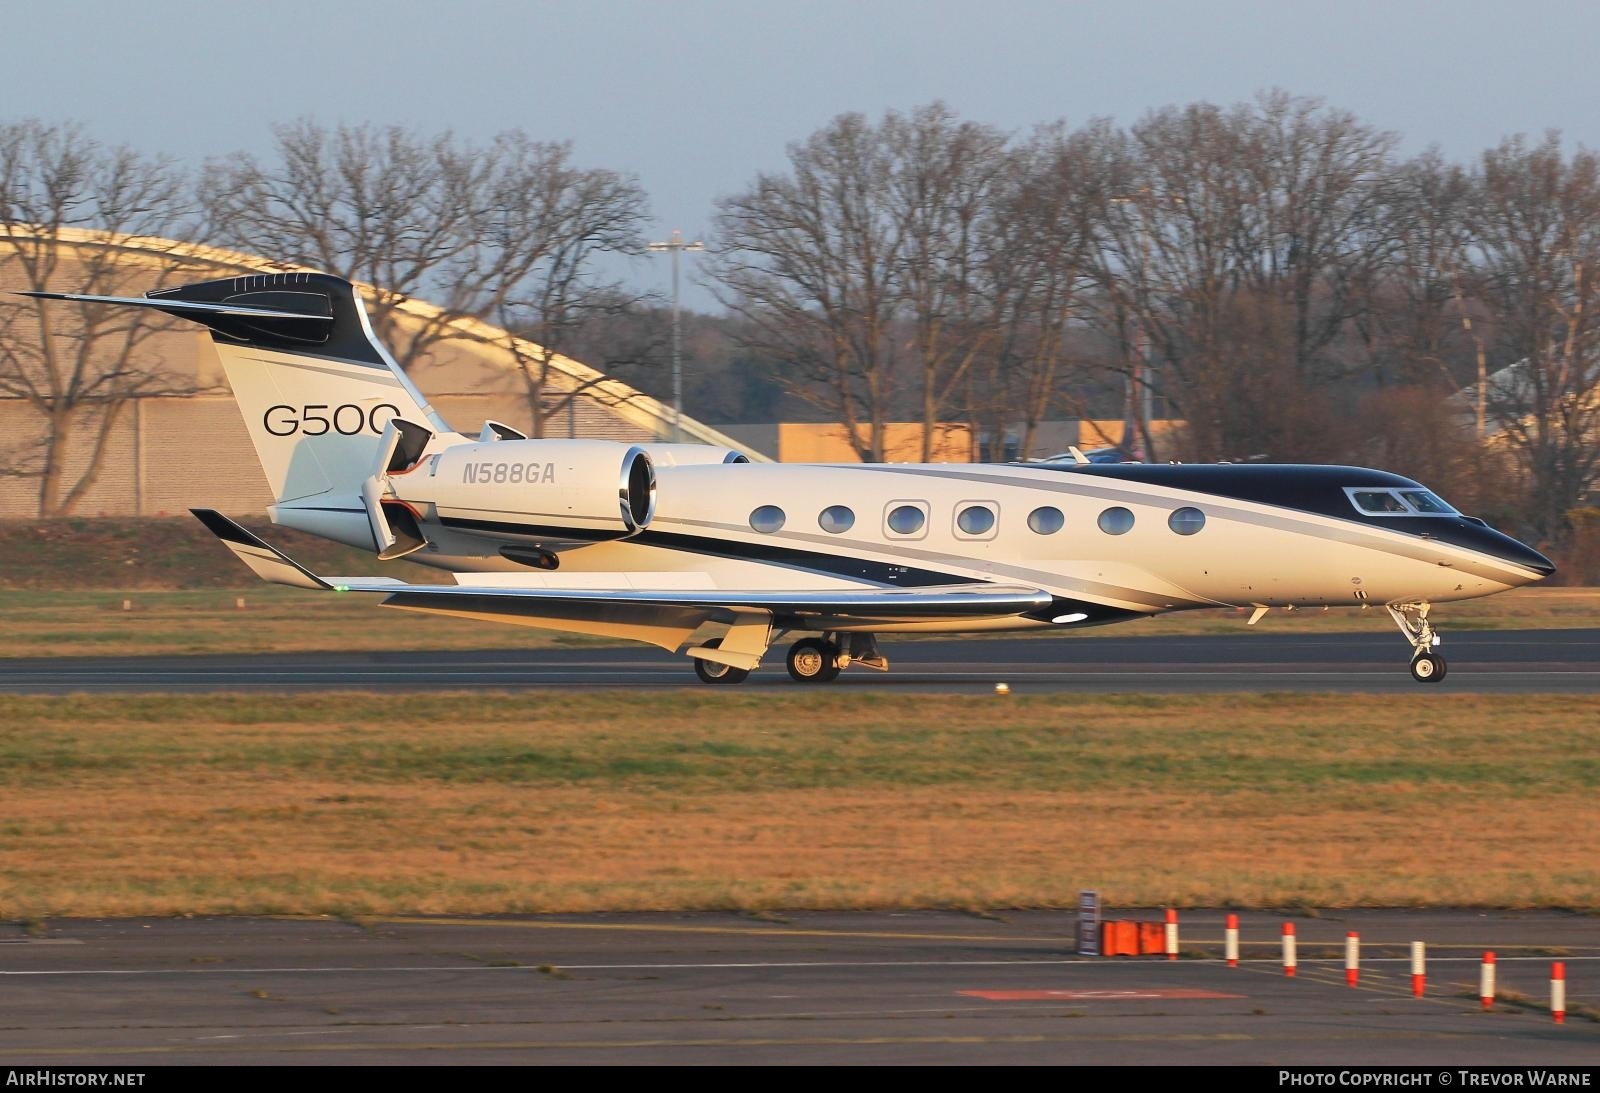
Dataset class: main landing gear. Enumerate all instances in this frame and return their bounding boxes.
[692,638,750,685]
[782,633,888,684]
[1388,602,1447,684]
[786,637,841,683]
[691,632,888,685]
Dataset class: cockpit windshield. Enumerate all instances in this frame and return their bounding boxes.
[1345,487,1459,517]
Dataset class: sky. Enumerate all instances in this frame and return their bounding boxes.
[6,0,1600,311]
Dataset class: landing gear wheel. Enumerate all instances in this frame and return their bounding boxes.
[1410,651,1447,684]
[693,639,750,685]
[1390,603,1448,684]
[786,638,841,683]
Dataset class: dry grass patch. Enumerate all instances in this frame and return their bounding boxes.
[0,692,1594,916]
[0,588,594,658]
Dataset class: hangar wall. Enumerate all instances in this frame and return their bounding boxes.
[0,230,763,518]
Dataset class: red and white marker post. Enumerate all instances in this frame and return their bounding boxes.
[1480,951,1496,1011]
[1345,932,1360,987]
[1552,962,1566,1025]
[1282,922,1297,977]
[1165,909,1178,961]
[1411,941,1426,998]
[1225,914,1239,968]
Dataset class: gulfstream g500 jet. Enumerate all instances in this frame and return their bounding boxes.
[25,272,1554,684]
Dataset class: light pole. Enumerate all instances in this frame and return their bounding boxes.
[648,229,704,442]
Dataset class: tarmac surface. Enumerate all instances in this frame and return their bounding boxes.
[1,628,1596,694]
[1,911,1597,1065]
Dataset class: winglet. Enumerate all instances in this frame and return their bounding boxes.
[190,509,330,590]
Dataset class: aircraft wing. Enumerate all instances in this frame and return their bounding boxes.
[191,508,1053,620]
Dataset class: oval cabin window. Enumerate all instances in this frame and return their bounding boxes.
[749,505,786,534]
[956,505,996,535]
[1168,507,1206,536]
[818,505,855,534]
[1028,506,1064,535]
[887,505,925,535]
[1098,506,1135,535]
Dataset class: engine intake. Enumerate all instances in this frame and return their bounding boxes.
[621,445,656,530]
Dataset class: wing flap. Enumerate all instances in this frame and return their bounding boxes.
[365,582,1051,618]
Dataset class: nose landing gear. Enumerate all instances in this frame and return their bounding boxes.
[1409,651,1446,682]
[1388,602,1447,683]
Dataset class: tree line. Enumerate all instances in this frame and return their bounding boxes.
[712,94,1600,550]
[2,95,1598,568]
[0,118,651,515]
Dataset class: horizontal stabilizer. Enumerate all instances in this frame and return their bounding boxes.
[190,509,333,591]
[16,290,333,322]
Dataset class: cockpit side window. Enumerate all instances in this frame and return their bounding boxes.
[1399,489,1455,514]
[1351,490,1410,514]
[1345,487,1458,517]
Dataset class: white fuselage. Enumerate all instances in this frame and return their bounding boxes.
[396,461,1538,634]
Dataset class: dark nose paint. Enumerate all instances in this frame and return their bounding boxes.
[1415,519,1555,578]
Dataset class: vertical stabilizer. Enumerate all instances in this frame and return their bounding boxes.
[141,272,449,504]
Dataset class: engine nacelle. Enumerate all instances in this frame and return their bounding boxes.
[635,443,749,467]
[393,439,656,542]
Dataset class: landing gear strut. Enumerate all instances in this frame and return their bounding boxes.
[1388,602,1447,684]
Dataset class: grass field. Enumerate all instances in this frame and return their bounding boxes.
[1,585,1595,659]
[0,692,1594,918]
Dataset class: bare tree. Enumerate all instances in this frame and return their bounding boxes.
[0,120,196,516]
[1357,151,1480,393]
[1231,90,1397,382]
[970,122,1108,460]
[710,112,905,461]
[1091,100,1250,460]
[1472,132,1600,541]
[202,120,487,367]
[201,122,650,399]
[883,104,1009,459]
[1088,93,1398,462]
[478,136,653,437]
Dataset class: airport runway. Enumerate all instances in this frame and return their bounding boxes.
[1,628,1596,694]
[1,911,1597,1065]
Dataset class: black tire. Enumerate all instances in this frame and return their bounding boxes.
[1409,651,1447,683]
[693,639,750,685]
[786,638,841,683]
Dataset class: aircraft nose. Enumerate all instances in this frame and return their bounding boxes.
[1489,530,1556,580]
[1510,541,1557,579]
[1443,519,1556,581]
